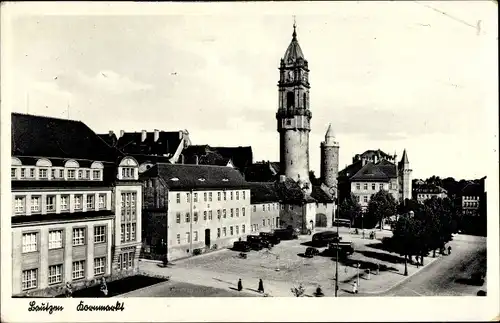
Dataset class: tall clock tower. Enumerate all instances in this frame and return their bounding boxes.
[276,23,312,192]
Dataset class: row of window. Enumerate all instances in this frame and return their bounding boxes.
[175,190,248,204]
[14,194,107,214]
[463,196,479,200]
[463,202,479,208]
[22,257,106,291]
[250,219,279,232]
[252,203,281,212]
[417,193,444,199]
[12,167,102,181]
[22,226,107,253]
[175,224,246,244]
[175,207,247,223]
[355,183,391,191]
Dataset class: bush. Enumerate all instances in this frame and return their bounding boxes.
[193,248,203,256]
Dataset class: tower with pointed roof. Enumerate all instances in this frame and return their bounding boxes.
[320,124,340,195]
[398,149,412,201]
[276,21,312,192]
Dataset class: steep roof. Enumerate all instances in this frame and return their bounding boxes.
[114,131,183,156]
[338,160,364,179]
[142,163,250,190]
[283,25,305,63]
[211,146,253,170]
[12,113,122,162]
[97,132,118,148]
[244,162,279,182]
[311,185,334,203]
[350,160,397,182]
[182,145,252,170]
[249,182,280,204]
[462,182,483,196]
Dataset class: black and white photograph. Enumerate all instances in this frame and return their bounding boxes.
[1,1,498,322]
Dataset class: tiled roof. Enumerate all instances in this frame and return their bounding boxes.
[142,163,250,190]
[249,182,280,204]
[338,160,363,179]
[12,210,114,224]
[12,113,122,162]
[115,131,183,156]
[311,185,334,203]
[350,162,393,182]
[462,183,483,196]
[244,162,278,182]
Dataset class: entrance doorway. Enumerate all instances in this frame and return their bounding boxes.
[205,229,211,247]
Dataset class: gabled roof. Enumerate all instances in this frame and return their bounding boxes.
[350,161,393,182]
[311,185,334,203]
[141,163,250,190]
[244,162,279,182]
[114,131,184,156]
[462,182,483,196]
[12,113,122,162]
[249,182,280,204]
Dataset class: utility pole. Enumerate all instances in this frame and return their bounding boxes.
[330,186,339,297]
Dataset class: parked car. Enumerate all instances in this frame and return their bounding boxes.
[327,241,354,258]
[312,231,341,247]
[304,247,320,258]
[274,228,299,240]
[470,273,485,286]
[247,235,272,248]
[259,232,281,245]
[233,241,251,252]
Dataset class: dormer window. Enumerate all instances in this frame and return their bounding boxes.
[170,177,179,181]
[222,178,229,182]
[39,168,48,179]
[198,178,206,182]
[122,167,135,179]
[11,168,16,179]
[67,169,76,180]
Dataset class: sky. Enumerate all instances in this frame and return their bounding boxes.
[3,1,498,180]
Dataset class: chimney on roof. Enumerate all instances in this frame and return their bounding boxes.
[141,130,147,142]
[109,130,114,137]
[154,129,159,142]
[120,130,125,138]
[279,175,286,183]
[195,155,199,165]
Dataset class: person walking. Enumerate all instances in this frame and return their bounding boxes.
[258,279,264,293]
[237,278,243,292]
[65,282,73,298]
[100,277,108,297]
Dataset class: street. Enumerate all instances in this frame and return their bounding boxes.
[363,234,487,297]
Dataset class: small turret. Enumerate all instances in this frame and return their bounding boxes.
[320,123,340,191]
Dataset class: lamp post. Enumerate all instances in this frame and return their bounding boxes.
[329,187,339,297]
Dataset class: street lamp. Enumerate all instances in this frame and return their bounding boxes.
[357,263,360,286]
[329,187,340,297]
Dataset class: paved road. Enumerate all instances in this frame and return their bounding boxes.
[371,234,487,297]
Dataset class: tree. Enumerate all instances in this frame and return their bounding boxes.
[366,190,397,230]
[392,214,417,276]
[338,193,362,227]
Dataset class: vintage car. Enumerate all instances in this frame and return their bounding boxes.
[232,241,251,252]
[247,235,271,249]
[259,232,281,245]
[304,247,320,258]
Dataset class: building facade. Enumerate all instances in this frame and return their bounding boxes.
[141,163,251,261]
[11,113,141,297]
[249,182,281,233]
[412,183,448,203]
[338,149,412,210]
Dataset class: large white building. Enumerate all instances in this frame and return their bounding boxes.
[10,113,142,297]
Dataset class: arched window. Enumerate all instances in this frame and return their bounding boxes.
[286,92,295,109]
[303,93,307,108]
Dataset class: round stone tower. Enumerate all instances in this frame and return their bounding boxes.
[276,23,312,192]
[320,124,340,195]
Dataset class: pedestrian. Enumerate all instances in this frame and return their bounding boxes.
[65,282,73,298]
[448,246,452,255]
[100,277,108,297]
[237,278,243,292]
[315,285,324,297]
[258,279,264,293]
[352,281,358,294]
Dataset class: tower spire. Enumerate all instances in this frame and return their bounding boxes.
[292,16,297,40]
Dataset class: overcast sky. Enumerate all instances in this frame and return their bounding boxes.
[4,1,498,180]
